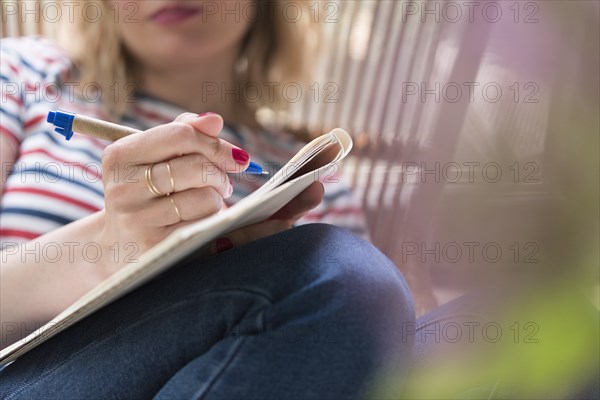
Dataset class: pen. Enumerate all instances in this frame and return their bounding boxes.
[46,110,268,175]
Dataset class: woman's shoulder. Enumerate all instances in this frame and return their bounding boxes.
[1,35,72,80]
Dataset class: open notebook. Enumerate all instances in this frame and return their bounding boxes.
[0,128,353,365]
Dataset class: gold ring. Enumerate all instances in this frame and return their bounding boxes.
[145,164,167,197]
[169,196,182,222]
[166,161,176,193]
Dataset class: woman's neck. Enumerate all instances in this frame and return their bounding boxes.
[135,50,256,127]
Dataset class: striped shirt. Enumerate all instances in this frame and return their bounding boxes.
[0,36,367,248]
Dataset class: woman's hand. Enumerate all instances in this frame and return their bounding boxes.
[98,112,249,272]
[207,181,325,254]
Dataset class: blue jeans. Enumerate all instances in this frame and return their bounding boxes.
[0,224,416,399]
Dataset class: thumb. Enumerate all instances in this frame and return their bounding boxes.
[174,112,224,138]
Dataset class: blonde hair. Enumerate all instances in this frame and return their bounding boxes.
[58,1,320,123]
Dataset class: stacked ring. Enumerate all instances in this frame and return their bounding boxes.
[145,162,182,223]
[165,161,176,193]
[145,163,168,197]
[169,196,182,222]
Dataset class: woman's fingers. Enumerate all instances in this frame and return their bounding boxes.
[209,220,291,255]
[137,181,324,257]
[103,113,250,173]
[135,187,225,227]
[202,183,326,257]
[174,112,223,137]
[269,182,324,223]
[136,154,233,199]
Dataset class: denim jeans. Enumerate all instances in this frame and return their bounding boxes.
[0,224,416,399]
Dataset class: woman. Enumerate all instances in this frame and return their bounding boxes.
[0,1,415,399]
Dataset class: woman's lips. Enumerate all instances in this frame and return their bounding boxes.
[150,6,202,25]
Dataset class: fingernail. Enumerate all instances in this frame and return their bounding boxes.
[232,148,249,164]
[216,237,233,253]
[197,112,217,118]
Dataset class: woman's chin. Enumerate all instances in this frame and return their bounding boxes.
[128,38,215,68]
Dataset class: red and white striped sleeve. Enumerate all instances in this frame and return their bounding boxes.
[0,40,27,147]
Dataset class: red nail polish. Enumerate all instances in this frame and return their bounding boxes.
[216,237,233,253]
[232,148,249,164]
[198,112,217,117]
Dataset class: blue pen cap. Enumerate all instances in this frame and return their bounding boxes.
[47,110,75,140]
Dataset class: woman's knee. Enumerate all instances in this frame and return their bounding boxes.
[278,223,416,346]
[285,223,414,296]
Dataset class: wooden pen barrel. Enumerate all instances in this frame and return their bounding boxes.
[72,115,141,142]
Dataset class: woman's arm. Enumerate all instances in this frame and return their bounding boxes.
[1,212,109,347]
